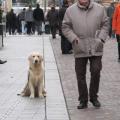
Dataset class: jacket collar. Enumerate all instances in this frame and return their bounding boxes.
[77,0,93,10]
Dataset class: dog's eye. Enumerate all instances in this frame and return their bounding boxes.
[33,56,35,58]
[37,56,40,58]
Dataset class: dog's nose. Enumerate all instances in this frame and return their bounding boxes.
[35,60,38,63]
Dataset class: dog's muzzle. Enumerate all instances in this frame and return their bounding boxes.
[34,59,39,64]
[35,60,38,63]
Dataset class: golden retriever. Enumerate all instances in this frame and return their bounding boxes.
[19,52,46,98]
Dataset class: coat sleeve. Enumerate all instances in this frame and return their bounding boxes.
[62,9,78,43]
[98,8,109,42]
[98,8,110,42]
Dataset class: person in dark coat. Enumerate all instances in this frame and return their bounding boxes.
[17,13,22,34]
[18,8,26,34]
[47,6,59,39]
[107,2,115,38]
[0,5,2,23]
[6,9,16,35]
[59,0,73,54]
[33,4,44,35]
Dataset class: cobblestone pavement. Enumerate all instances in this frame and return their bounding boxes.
[51,36,120,120]
[0,35,69,120]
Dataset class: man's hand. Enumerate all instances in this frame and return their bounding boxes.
[100,39,105,43]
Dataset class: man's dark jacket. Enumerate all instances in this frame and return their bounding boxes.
[33,8,44,21]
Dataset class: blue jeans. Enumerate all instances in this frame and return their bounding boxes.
[21,21,26,34]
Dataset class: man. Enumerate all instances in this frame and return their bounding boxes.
[25,5,34,35]
[107,2,115,38]
[47,6,59,39]
[6,9,16,35]
[112,2,120,62]
[18,8,26,34]
[33,4,44,35]
[59,0,72,54]
[62,0,109,109]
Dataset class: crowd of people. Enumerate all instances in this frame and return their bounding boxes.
[5,3,73,54]
[6,4,44,35]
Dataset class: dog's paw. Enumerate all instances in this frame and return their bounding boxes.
[17,92,25,97]
[30,94,35,98]
[42,89,46,97]
[20,92,25,97]
[43,93,46,97]
[39,94,44,99]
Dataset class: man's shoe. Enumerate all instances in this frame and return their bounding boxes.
[90,99,101,108]
[77,102,88,109]
[0,60,7,64]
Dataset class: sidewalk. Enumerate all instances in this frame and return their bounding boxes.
[1,34,120,120]
[0,35,69,120]
[51,37,120,120]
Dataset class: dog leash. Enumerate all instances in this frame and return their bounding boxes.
[42,34,47,120]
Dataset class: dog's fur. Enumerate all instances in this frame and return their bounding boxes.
[20,52,46,98]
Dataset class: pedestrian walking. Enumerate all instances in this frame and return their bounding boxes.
[18,8,26,34]
[59,0,73,54]
[47,6,59,39]
[44,10,50,34]
[25,5,34,35]
[0,5,2,23]
[33,4,44,35]
[112,2,120,62]
[6,9,17,35]
[62,0,109,109]
[107,2,115,38]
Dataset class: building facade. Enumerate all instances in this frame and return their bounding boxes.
[2,0,12,12]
